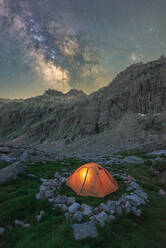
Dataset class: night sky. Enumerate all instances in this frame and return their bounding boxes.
[0,0,166,99]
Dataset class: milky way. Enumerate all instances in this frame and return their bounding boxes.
[0,0,166,98]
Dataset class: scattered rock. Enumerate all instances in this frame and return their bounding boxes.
[116,206,123,215]
[68,202,80,214]
[96,211,108,223]
[24,224,31,228]
[72,221,98,240]
[36,192,44,200]
[54,195,68,204]
[81,204,93,216]
[67,197,76,205]
[36,210,44,222]
[15,219,25,227]
[73,211,83,223]
[99,203,110,212]
[158,189,166,197]
[0,227,5,235]
[108,215,115,222]
[27,173,37,178]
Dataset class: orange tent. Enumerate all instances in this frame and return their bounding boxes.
[66,163,119,198]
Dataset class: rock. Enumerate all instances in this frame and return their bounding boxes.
[15,219,25,227]
[133,209,142,216]
[27,173,37,178]
[107,200,116,213]
[68,202,80,214]
[158,189,166,197]
[24,224,31,228]
[126,186,133,192]
[54,195,68,204]
[108,215,115,222]
[65,212,71,221]
[45,190,54,198]
[60,204,68,212]
[72,221,98,240]
[67,197,76,205]
[73,211,83,223]
[133,189,148,201]
[36,192,44,200]
[98,220,105,227]
[81,204,93,216]
[96,211,108,223]
[123,156,144,164]
[126,194,143,206]
[36,210,44,222]
[124,201,132,210]
[20,150,29,163]
[0,154,16,163]
[0,227,5,235]
[129,182,141,190]
[89,215,97,222]
[40,178,47,182]
[0,162,27,184]
[99,203,110,212]
[116,206,123,215]
[147,150,166,157]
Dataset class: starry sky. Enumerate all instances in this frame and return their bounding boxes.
[0,0,166,99]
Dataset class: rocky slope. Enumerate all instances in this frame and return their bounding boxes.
[0,56,166,154]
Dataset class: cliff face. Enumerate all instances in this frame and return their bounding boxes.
[0,56,166,145]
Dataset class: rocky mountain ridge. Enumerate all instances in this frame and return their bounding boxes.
[0,56,166,155]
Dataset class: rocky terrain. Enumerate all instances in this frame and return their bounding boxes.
[0,56,166,157]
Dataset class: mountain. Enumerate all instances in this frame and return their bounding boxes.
[0,56,166,155]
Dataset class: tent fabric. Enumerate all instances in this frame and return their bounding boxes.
[66,163,119,198]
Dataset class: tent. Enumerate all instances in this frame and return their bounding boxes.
[66,163,119,197]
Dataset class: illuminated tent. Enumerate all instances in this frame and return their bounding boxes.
[66,163,119,198]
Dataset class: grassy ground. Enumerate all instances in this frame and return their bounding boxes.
[0,154,166,248]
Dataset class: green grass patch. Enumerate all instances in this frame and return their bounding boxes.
[0,157,166,248]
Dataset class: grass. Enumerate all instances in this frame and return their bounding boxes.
[0,153,166,248]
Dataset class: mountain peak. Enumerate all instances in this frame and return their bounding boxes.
[43,89,64,97]
[65,89,86,97]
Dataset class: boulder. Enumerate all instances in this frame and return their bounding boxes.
[73,211,83,223]
[0,162,27,184]
[96,211,108,223]
[67,197,76,205]
[54,195,68,204]
[81,204,93,216]
[68,202,80,214]
[99,203,110,212]
[158,189,166,197]
[15,219,25,227]
[72,221,98,240]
